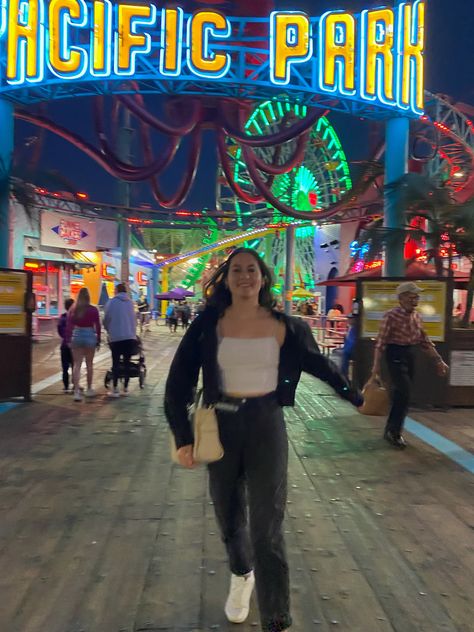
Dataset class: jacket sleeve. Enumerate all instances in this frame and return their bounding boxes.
[94,307,101,343]
[164,316,203,449]
[299,320,363,407]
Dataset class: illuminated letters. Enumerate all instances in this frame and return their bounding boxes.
[0,1,427,118]
[92,0,112,76]
[270,11,311,86]
[48,0,88,79]
[361,8,395,105]
[6,0,44,83]
[187,10,231,79]
[319,11,356,95]
[115,2,156,76]
[398,0,425,113]
[160,7,184,77]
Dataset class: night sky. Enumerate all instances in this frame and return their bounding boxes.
[13,0,474,209]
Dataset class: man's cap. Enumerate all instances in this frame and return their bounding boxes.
[396,281,423,296]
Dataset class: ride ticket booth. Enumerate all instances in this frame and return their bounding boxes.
[352,278,474,408]
[0,268,35,401]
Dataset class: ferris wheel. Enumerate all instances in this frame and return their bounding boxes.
[219,100,352,288]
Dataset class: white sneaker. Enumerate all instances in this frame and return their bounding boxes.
[122,387,129,397]
[224,571,255,624]
[108,389,120,398]
[85,388,96,398]
[73,390,82,402]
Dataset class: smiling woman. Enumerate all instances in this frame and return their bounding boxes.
[164,247,363,632]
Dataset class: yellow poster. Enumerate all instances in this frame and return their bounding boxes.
[361,280,447,342]
[0,272,27,334]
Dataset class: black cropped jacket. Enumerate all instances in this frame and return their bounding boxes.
[164,307,362,449]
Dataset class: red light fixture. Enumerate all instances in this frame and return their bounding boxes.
[308,191,318,207]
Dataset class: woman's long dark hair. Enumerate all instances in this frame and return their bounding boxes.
[204,248,275,315]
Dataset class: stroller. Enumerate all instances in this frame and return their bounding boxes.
[104,337,147,390]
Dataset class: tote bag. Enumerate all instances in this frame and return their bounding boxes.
[358,378,391,416]
[170,389,224,464]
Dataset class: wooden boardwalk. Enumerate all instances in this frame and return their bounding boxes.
[0,329,473,632]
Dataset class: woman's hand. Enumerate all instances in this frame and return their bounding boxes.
[177,444,196,469]
[436,360,449,377]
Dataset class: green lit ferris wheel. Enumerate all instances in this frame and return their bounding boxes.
[219,100,352,290]
[221,100,352,226]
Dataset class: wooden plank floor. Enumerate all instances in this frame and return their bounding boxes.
[0,329,473,632]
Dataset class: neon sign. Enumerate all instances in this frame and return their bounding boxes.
[0,1,425,116]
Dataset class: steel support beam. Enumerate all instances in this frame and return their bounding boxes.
[383,117,409,277]
[284,225,295,316]
[0,100,14,267]
[118,109,133,284]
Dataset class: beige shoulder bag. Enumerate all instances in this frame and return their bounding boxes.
[170,388,224,464]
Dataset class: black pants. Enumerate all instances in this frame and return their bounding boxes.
[208,394,291,632]
[110,339,136,388]
[60,345,73,389]
[385,344,415,436]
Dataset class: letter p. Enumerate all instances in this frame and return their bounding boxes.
[270,11,312,86]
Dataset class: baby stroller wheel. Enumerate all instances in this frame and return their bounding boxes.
[139,366,146,389]
[104,370,112,389]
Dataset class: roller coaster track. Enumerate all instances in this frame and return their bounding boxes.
[155,223,300,269]
[423,92,474,202]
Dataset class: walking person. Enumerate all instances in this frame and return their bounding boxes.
[166,301,178,333]
[65,288,101,402]
[180,300,191,330]
[137,292,150,334]
[104,283,138,398]
[165,248,362,632]
[57,298,74,392]
[370,282,449,448]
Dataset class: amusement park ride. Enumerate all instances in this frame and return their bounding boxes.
[1,0,474,305]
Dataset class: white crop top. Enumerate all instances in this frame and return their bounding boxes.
[217,337,280,395]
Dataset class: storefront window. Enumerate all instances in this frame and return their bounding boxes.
[48,265,59,315]
[30,265,47,316]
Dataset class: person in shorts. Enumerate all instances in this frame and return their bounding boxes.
[66,288,101,401]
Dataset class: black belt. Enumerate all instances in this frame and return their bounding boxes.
[215,391,277,412]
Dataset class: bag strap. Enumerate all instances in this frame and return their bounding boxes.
[194,386,203,408]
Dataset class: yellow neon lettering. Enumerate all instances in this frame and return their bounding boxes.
[364,9,394,101]
[189,11,229,76]
[162,8,181,75]
[321,12,355,93]
[49,0,83,75]
[271,12,310,84]
[7,0,41,81]
[93,0,107,73]
[117,4,152,71]
[400,1,425,111]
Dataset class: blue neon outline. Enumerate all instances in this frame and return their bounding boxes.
[47,0,89,81]
[113,3,157,77]
[90,0,112,78]
[159,6,184,78]
[7,0,45,85]
[269,10,312,87]
[186,10,231,80]
[0,0,7,39]
[360,8,397,108]
[318,10,356,97]
[396,0,425,115]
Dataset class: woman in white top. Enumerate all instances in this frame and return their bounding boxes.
[165,248,362,632]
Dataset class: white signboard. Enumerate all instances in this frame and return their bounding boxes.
[41,211,96,251]
[449,351,474,387]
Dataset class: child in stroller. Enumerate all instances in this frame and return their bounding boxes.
[104,337,147,390]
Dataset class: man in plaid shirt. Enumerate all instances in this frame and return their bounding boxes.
[371,282,449,448]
